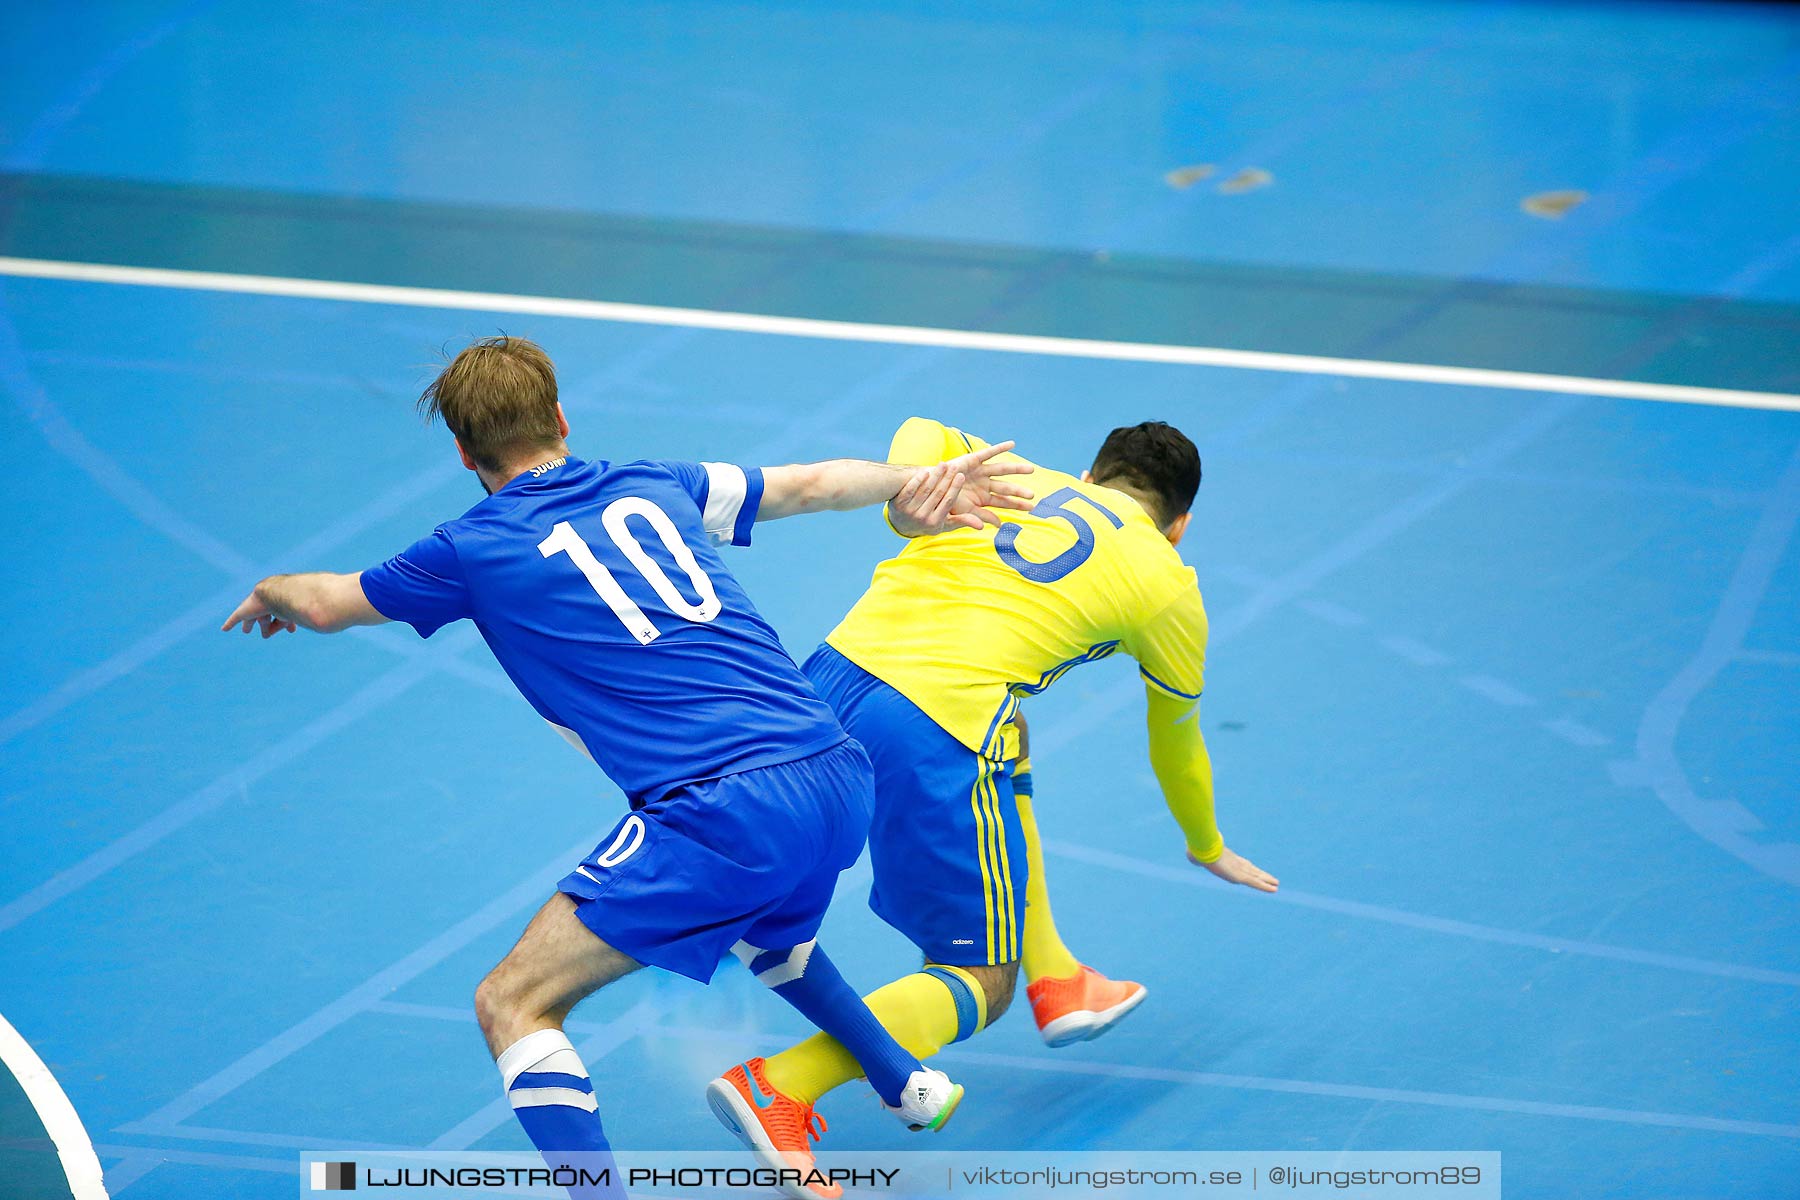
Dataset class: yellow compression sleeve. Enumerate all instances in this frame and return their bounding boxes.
[1016,787,1082,983]
[1145,687,1224,862]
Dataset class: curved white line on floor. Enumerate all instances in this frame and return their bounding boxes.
[0,1010,109,1199]
[1618,440,1800,888]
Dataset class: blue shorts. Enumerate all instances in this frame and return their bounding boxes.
[804,644,1026,968]
[556,738,871,982]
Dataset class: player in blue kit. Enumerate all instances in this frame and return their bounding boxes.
[221,336,1034,1200]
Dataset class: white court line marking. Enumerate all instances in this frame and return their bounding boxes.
[108,1124,413,1152]
[4,256,1799,413]
[644,1021,1800,1140]
[1737,648,1800,667]
[1379,634,1453,667]
[1543,717,1612,748]
[1043,840,1800,988]
[1295,597,1366,627]
[1289,593,1610,748]
[1213,564,1274,588]
[368,999,613,1037]
[1459,673,1538,708]
[938,1048,1800,1140]
[92,1154,160,1197]
[1622,441,1800,888]
[92,1144,295,1177]
[0,1010,110,1200]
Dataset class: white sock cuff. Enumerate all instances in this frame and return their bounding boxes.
[497,1028,581,1090]
[730,939,818,987]
[755,940,816,988]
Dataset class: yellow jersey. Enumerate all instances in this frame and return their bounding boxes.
[826,417,1209,765]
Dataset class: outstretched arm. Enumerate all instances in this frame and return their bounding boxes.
[759,440,1033,534]
[758,459,918,520]
[1132,587,1277,893]
[222,572,388,637]
[1146,688,1278,893]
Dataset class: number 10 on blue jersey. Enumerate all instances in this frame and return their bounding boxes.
[539,498,721,644]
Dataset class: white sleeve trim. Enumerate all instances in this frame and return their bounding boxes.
[700,462,749,546]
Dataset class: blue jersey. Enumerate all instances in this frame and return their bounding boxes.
[360,456,848,804]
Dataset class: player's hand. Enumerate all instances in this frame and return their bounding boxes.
[889,463,968,536]
[890,442,1035,536]
[1190,846,1279,893]
[940,439,1034,530]
[222,587,297,639]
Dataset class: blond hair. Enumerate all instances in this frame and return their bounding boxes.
[419,336,562,471]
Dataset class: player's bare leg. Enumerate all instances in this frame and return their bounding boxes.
[474,894,642,1200]
[958,960,1020,1024]
[476,893,642,1054]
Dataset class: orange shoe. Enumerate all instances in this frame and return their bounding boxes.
[705,1058,840,1200]
[1027,966,1147,1047]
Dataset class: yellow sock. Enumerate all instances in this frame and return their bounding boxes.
[1016,784,1081,984]
[761,966,986,1105]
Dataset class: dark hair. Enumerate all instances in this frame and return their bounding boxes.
[1088,421,1201,527]
[418,335,562,471]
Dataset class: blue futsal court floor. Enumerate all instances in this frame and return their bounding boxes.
[2,4,1798,1199]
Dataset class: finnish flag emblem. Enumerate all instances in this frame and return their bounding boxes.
[310,1161,356,1190]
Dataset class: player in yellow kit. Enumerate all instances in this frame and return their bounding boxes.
[707,419,1276,1182]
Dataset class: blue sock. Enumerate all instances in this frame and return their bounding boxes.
[497,1029,624,1200]
[736,939,920,1107]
